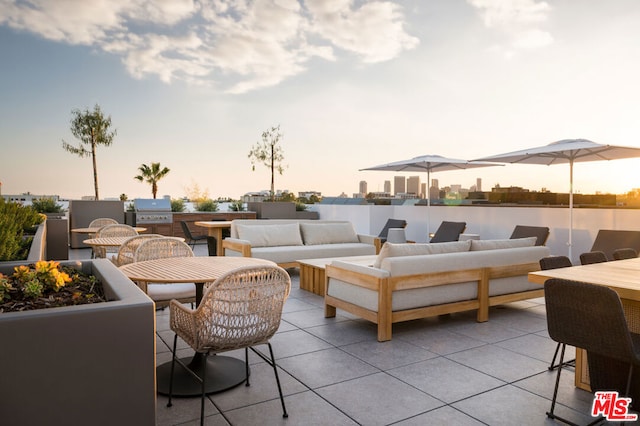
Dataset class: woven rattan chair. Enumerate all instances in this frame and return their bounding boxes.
[133,238,196,308]
[115,234,163,267]
[579,250,608,265]
[544,278,640,424]
[88,217,118,228]
[93,224,139,259]
[613,248,638,261]
[539,256,575,371]
[167,265,291,425]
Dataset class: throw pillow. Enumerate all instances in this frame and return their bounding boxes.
[300,222,359,245]
[470,237,537,251]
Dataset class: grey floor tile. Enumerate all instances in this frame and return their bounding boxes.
[447,344,549,382]
[281,306,350,329]
[316,372,443,426]
[341,338,438,370]
[281,297,317,314]
[267,329,333,358]
[304,320,378,346]
[277,347,379,389]
[496,333,575,364]
[388,356,505,403]
[156,393,219,426]
[446,319,529,343]
[514,368,596,414]
[394,405,485,425]
[397,327,487,355]
[223,390,359,426]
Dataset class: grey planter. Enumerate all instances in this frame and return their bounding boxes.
[0,259,156,426]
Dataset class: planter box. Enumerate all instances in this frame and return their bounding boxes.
[0,259,156,426]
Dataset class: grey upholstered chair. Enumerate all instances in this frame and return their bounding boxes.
[167,265,291,425]
[544,278,640,424]
[579,250,608,265]
[613,248,638,260]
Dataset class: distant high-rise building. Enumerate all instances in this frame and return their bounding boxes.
[476,178,482,192]
[407,176,421,197]
[394,176,405,195]
[421,183,427,199]
[384,180,391,193]
[429,178,439,200]
[359,180,367,196]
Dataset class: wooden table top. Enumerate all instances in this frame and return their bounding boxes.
[298,255,378,269]
[83,236,138,247]
[529,257,640,301]
[194,221,233,228]
[119,256,274,283]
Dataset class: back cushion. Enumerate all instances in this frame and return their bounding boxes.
[300,222,359,245]
[373,240,471,268]
[470,237,536,251]
[236,223,303,247]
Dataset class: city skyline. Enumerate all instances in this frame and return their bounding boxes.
[3,1,640,200]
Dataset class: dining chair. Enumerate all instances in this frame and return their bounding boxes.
[115,234,163,267]
[613,248,638,260]
[579,250,608,265]
[167,265,291,425]
[180,221,208,249]
[88,217,118,228]
[93,224,139,259]
[538,256,575,371]
[133,237,196,308]
[544,278,640,425]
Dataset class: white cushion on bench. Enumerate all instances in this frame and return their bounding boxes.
[373,240,471,268]
[470,237,536,251]
[236,223,303,248]
[300,222,359,245]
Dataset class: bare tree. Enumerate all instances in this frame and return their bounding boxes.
[248,125,286,201]
[62,104,116,200]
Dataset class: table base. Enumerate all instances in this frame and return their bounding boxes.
[156,355,248,396]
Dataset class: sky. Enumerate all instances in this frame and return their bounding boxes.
[2,0,640,201]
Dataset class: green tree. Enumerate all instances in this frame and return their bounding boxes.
[62,104,116,200]
[248,125,286,201]
[134,162,170,199]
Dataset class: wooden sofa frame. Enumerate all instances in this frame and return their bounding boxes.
[324,261,543,341]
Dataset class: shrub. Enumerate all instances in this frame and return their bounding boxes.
[31,198,64,214]
[195,199,218,212]
[228,200,245,211]
[0,199,45,261]
[295,201,308,211]
[171,199,186,212]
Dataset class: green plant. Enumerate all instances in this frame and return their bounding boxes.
[0,199,45,261]
[295,201,308,211]
[171,198,186,212]
[228,200,245,211]
[195,199,218,212]
[31,197,64,214]
[62,104,117,200]
[134,162,170,199]
[248,125,286,201]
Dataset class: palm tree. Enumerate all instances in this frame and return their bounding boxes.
[134,163,170,199]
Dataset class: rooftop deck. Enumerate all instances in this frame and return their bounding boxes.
[67,244,621,426]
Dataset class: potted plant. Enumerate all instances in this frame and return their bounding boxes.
[0,258,156,425]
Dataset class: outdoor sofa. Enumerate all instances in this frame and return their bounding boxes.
[324,237,550,341]
[222,219,378,268]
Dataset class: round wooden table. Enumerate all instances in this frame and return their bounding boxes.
[119,256,275,396]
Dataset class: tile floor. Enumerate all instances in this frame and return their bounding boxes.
[71,244,637,425]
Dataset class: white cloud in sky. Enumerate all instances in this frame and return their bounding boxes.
[467,0,553,55]
[0,0,418,93]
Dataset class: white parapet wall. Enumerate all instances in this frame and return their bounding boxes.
[312,203,640,264]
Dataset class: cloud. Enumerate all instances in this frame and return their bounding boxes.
[467,0,553,53]
[0,0,418,93]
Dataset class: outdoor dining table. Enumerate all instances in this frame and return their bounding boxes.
[529,257,640,391]
[118,256,276,396]
[194,221,233,256]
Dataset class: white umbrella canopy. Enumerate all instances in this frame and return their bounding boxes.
[361,154,502,235]
[473,139,640,259]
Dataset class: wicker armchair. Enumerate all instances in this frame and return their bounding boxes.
[539,256,574,371]
[115,234,163,267]
[132,238,196,308]
[167,265,291,424]
[544,278,640,423]
[93,224,139,259]
[88,217,118,228]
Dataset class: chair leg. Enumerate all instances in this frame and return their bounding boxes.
[200,353,208,426]
[245,347,250,387]
[267,343,288,418]
[549,342,576,371]
[167,334,178,407]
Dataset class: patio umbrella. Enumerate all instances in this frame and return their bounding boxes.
[473,138,640,259]
[361,154,501,235]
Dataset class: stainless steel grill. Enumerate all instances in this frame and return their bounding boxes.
[133,198,173,224]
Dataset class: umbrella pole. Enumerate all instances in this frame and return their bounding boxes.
[427,170,431,237]
[569,160,574,260]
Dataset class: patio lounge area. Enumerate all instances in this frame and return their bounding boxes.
[68,244,624,426]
